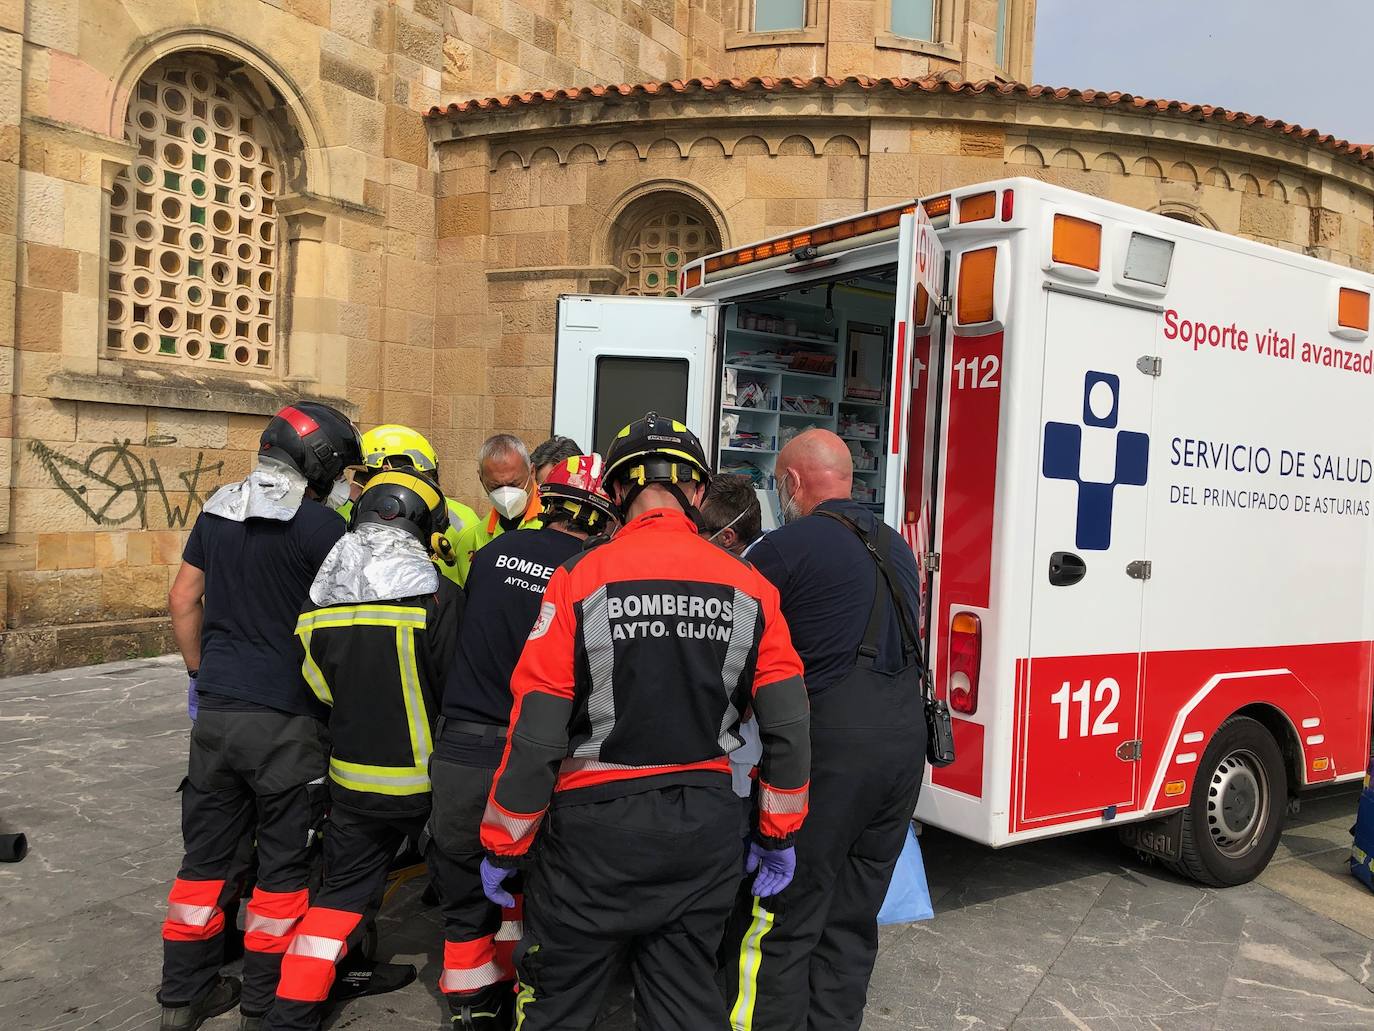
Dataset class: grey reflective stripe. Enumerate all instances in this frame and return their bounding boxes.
[495,919,524,942]
[560,756,662,775]
[396,626,432,766]
[440,960,506,993]
[244,912,298,938]
[571,585,616,758]
[287,933,347,962]
[717,588,758,750]
[329,759,430,788]
[167,902,216,927]
[483,802,541,842]
[760,782,809,815]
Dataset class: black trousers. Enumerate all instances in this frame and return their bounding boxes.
[515,783,743,1031]
[723,678,926,1031]
[263,805,426,1031]
[427,729,517,997]
[160,709,328,1015]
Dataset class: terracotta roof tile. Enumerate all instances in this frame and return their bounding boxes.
[426,76,1372,164]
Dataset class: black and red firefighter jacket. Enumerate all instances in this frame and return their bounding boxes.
[479,507,811,864]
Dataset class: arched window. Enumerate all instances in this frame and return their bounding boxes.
[616,197,721,297]
[107,60,281,370]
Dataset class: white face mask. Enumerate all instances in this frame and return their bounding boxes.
[325,477,352,511]
[778,474,803,525]
[489,484,530,521]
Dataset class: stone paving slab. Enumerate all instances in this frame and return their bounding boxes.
[1,656,1372,1030]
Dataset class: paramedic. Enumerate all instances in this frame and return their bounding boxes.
[723,427,926,1031]
[452,434,543,585]
[158,403,361,1030]
[478,413,812,1031]
[344,424,479,583]
[428,454,619,1029]
[530,435,583,485]
[263,470,462,1031]
[699,473,764,556]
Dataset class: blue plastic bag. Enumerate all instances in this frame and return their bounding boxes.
[877,824,934,925]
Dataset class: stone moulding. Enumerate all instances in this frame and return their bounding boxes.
[48,370,358,419]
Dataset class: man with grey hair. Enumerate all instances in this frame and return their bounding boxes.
[530,434,583,485]
[452,433,542,585]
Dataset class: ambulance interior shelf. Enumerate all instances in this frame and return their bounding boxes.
[717,270,896,516]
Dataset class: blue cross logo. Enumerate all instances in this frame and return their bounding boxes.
[1042,371,1149,551]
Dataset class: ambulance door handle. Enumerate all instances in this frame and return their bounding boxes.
[1048,551,1087,587]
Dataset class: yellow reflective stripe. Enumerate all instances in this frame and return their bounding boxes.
[299,630,333,706]
[513,979,535,1029]
[729,897,775,1031]
[396,626,433,766]
[296,605,427,632]
[368,470,442,510]
[329,756,430,796]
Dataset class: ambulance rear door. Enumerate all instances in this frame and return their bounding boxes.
[553,295,720,454]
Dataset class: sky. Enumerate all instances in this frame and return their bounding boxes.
[1033,0,1374,144]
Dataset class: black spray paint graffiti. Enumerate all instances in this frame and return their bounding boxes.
[29,439,225,528]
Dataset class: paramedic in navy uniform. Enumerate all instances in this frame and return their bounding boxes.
[723,427,927,1031]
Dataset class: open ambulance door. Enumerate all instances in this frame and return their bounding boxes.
[552,295,720,455]
[1017,288,1158,831]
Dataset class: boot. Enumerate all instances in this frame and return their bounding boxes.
[160,975,241,1030]
[448,981,513,1030]
[238,1013,263,1031]
[329,953,417,1001]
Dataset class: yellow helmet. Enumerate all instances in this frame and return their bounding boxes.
[360,424,439,475]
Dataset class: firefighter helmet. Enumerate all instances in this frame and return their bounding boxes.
[351,469,451,557]
[603,412,712,521]
[539,454,620,534]
[259,402,362,496]
[360,424,440,476]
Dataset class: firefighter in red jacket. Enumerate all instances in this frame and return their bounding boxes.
[478,413,812,1031]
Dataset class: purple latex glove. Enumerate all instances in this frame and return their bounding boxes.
[746,841,796,897]
[187,671,199,723]
[480,856,517,908]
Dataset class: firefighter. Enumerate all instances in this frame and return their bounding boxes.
[262,470,463,1031]
[428,454,619,1029]
[159,403,361,1031]
[342,424,477,585]
[722,428,927,1031]
[529,434,582,485]
[478,413,812,1031]
[452,434,543,586]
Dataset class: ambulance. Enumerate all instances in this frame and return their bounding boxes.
[550,178,1374,886]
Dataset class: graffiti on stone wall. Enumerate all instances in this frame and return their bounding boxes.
[29,439,226,528]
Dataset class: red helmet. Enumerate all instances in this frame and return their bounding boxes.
[540,454,620,534]
[259,402,362,495]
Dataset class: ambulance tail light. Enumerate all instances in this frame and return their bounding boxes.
[958,191,996,224]
[948,612,981,715]
[1051,215,1102,271]
[956,247,997,325]
[1001,189,1015,222]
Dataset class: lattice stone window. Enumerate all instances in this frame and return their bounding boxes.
[621,209,718,297]
[107,64,280,370]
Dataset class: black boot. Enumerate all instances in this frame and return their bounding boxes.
[329,952,417,1001]
[448,981,514,1030]
[159,975,241,1030]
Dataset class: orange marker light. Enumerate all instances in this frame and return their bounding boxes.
[915,283,930,326]
[959,191,997,224]
[1313,757,1330,772]
[1164,780,1187,797]
[1052,214,1103,271]
[1339,288,1370,331]
[957,247,998,325]
[923,195,952,218]
[683,266,702,291]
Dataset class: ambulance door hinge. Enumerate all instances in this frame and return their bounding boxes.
[937,295,952,317]
[1116,739,1143,762]
[1126,560,1152,581]
[923,551,941,573]
[1136,355,1162,377]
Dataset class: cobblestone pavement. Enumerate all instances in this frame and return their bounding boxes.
[2,655,1372,1029]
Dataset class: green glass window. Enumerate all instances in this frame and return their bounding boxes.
[753,0,805,32]
[891,0,935,41]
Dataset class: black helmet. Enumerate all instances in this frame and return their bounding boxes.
[603,412,711,518]
[351,469,451,559]
[259,402,363,496]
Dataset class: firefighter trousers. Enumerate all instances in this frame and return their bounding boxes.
[514,783,743,1031]
[723,678,926,1031]
[263,805,426,1031]
[427,728,522,1000]
[160,708,328,1015]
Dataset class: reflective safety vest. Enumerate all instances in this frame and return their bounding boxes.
[452,489,543,587]
[296,585,463,816]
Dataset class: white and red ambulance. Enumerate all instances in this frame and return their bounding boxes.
[551,178,1374,885]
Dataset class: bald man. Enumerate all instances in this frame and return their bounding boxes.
[722,428,926,1031]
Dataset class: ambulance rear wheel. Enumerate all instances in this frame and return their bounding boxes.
[1169,715,1287,887]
